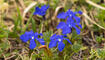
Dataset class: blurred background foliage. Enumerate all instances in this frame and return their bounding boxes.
[0,0,105,60]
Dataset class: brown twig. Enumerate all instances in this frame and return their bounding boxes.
[82,6,105,30]
[86,0,105,10]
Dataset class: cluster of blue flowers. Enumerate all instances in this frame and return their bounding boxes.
[33,5,49,16]
[20,30,45,49]
[20,5,82,52]
[57,9,82,34]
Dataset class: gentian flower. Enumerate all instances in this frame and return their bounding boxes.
[20,30,45,49]
[57,9,82,21]
[57,9,82,34]
[33,5,49,16]
[49,34,72,52]
[56,18,82,34]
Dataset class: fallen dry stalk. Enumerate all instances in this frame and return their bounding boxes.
[82,6,105,30]
[52,6,64,20]
[83,13,105,30]
[18,0,25,9]
[86,0,105,10]
[38,45,52,57]
[23,2,37,19]
[22,2,37,28]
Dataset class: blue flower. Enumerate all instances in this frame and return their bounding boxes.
[49,34,72,52]
[56,22,71,34]
[57,18,82,34]
[57,9,82,34]
[33,5,49,16]
[20,30,45,49]
[57,9,82,19]
[57,9,82,23]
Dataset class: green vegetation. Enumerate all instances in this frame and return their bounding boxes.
[0,0,105,60]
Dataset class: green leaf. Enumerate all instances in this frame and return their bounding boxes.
[14,6,22,32]
[96,36,102,43]
[71,43,82,53]
[0,42,10,50]
[43,31,53,43]
[4,53,11,57]
[31,53,38,60]
[97,49,105,59]
[23,9,35,33]
[31,18,36,32]
[8,32,19,38]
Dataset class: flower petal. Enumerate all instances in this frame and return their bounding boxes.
[39,11,46,16]
[66,17,74,28]
[74,16,80,23]
[57,12,67,19]
[63,35,67,37]
[36,38,45,45]
[33,6,46,16]
[73,25,81,34]
[20,30,35,42]
[78,24,82,29]
[76,23,82,29]
[62,26,71,34]
[38,33,43,36]
[58,42,65,52]
[49,40,58,48]
[66,9,74,16]
[25,30,34,35]
[20,34,30,42]
[29,39,36,49]
[63,38,72,44]
[56,22,66,29]
[50,34,57,40]
[56,35,64,41]
[33,7,41,15]
[78,11,82,15]
[41,5,49,11]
